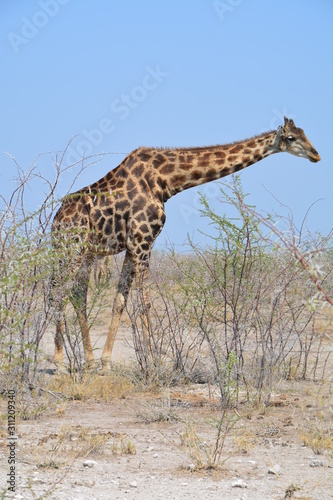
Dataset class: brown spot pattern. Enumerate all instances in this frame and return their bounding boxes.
[53,129,275,266]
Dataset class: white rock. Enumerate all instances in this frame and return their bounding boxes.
[129,481,138,488]
[310,459,324,467]
[268,464,281,475]
[33,477,44,483]
[83,459,97,468]
[231,479,247,488]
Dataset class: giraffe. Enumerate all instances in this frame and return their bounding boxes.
[51,117,320,370]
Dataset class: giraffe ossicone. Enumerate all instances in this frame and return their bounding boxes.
[51,117,320,370]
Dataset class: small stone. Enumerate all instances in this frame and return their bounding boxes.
[129,481,138,488]
[153,453,159,458]
[84,480,95,487]
[231,479,247,488]
[83,459,97,468]
[33,477,44,483]
[310,459,324,467]
[268,464,281,475]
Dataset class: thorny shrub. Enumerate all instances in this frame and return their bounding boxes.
[0,149,331,411]
[0,148,114,392]
[129,177,332,403]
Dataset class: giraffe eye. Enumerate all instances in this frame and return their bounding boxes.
[287,136,296,142]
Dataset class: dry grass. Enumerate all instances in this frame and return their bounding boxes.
[48,369,135,402]
[22,423,136,470]
[110,434,137,455]
[298,380,333,457]
[314,305,333,337]
[139,395,181,423]
[233,428,257,454]
[299,425,333,456]
[178,417,233,472]
[179,421,217,471]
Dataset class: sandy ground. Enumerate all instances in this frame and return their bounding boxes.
[0,324,332,500]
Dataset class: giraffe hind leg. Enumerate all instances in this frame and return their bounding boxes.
[69,261,96,370]
[51,267,67,371]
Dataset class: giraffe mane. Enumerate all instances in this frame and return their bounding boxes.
[148,130,276,152]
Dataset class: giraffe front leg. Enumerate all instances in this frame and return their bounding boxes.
[53,320,64,366]
[76,309,96,370]
[101,251,136,371]
[135,261,153,356]
[101,292,126,371]
[54,315,66,372]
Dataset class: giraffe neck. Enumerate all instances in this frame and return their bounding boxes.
[157,130,278,199]
[79,130,279,207]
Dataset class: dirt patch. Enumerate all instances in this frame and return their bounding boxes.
[1,386,332,498]
[0,327,332,499]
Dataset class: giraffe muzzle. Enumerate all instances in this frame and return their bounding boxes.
[308,148,321,163]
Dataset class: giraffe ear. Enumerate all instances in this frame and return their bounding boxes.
[284,116,289,126]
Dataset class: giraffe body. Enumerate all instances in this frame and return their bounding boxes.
[52,117,320,369]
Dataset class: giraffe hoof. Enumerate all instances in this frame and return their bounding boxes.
[101,358,112,372]
[84,360,98,372]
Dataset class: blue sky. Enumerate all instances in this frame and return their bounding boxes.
[1,0,332,249]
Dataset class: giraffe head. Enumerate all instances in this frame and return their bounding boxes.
[273,117,321,163]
